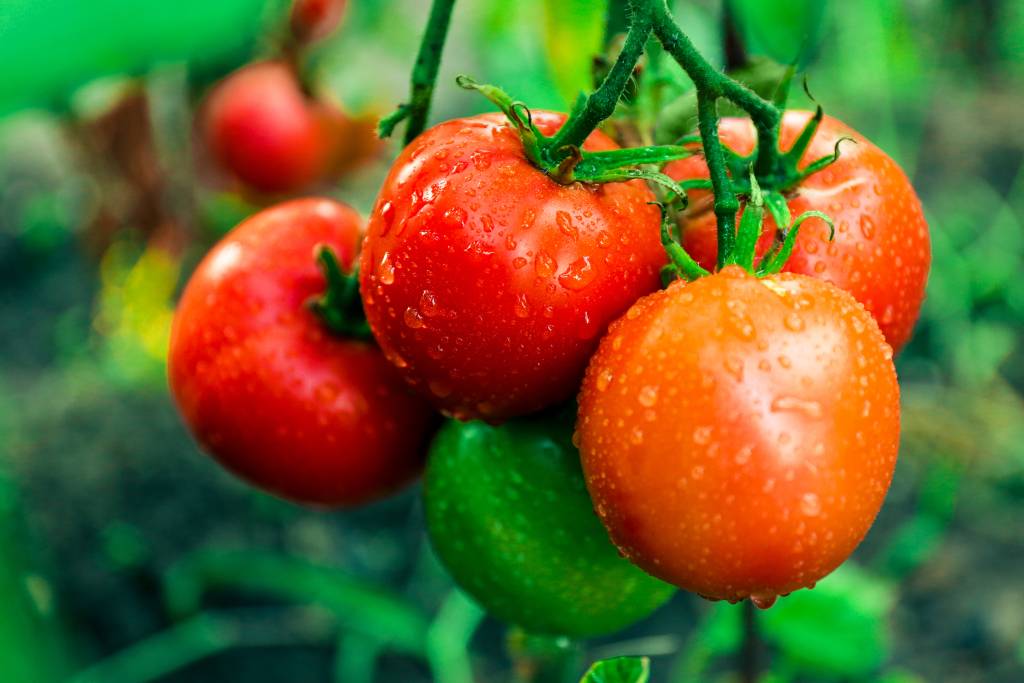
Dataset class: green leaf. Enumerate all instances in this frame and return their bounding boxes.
[542,0,608,106]
[760,564,895,678]
[580,656,650,683]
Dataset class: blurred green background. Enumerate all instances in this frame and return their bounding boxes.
[1,0,1022,681]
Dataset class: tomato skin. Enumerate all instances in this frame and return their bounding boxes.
[577,266,900,603]
[202,61,339,194]
[664,111,930,352]
[361,112,665,422]
[168,198,436,506]
[424,412,674,636]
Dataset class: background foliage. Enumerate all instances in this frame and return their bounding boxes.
[0,0,1022,681]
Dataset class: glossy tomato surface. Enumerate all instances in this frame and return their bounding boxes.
[424,412,673,636]
[168,198,435,506]
[203,61,340,194]
[577,267,900,604]
[361,111,665,422]
[665,111,930,352]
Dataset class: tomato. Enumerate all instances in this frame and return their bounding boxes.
[290,0,347,42]
[360,112,665,422]
[424,411,674,636]
[576,266,900,605]
[168,198,436,506]
[664,111,930,352]
[202,61,342,195]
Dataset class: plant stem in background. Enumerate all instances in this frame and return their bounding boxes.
[741,600,759,683]
[378,0,456,143]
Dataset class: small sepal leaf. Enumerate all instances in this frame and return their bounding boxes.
[579,656,650,683]
[756,210,834,275]
[309,245,372,339]
[657,204,708,282]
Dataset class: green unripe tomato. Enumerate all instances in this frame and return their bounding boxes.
[423,411,674,637]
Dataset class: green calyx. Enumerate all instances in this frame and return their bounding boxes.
[308,245,373,340]
[456,76,692,200]
[661,171,834,283]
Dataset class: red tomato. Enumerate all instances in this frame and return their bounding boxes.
[665,111,930,352]
[360,112,665,421]
[290,0,347,42]
[577,266,900,605]
[202,61,341,194]
[168,198,436,506]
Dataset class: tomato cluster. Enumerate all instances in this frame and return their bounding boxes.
[169,13,929,636]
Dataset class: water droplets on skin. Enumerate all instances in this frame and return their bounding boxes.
[630,426,644,445]
[404,307,425,329]
[378,201,395,237]
[750,594,778,610]
[770,396,823,419]
[693,426,712,445]
[596,368,614,391]
[512,256,528,270]
[558,256,596,291]
[442,206,468,230]
[784,312,805,331]
[514,293,531,319]
[535,251,557,278]
[420,291,439,317]
[724,356,744,381]
[859,214,876,239]
[800,493,822,517]
[638,385,658,407]
[377,252,395,285]
[556,211,579,240]
[429,380,453,398]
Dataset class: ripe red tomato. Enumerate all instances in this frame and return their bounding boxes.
[168,198,436,506]
[360,112,665,421]
[290,0,347,42]
[665,111,930,352]
[202,61,341,195]
[577,266,900,605]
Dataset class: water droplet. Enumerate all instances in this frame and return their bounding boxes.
[596,368,614,391]
[750,594,777,610]
[724,356,744,380]
[770,396,823,419]
[420,291,439,317]
[859,215,876,239]
[512,256,528,269]
[378,201,395,237]
[638,385,658,407]
[535,251,557,278]
[734,444,753,465]
[558,256,596,291]
[691,465,705,480]
[693,426,712,444]
[881,304,894,324]
[800,493,821,516]
[556,211,578,240]
[429,380,453,398]
[514,292,531,318]
[783,312,805,331]
[442,206,467,230]
[471,150,491,170]
[404,307,425,329]
[377,252,395,285]
[630,427,644,445]
[596,231,612,248]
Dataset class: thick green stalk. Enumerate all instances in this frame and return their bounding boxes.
[547,10,652,152]
[378,0,456,143]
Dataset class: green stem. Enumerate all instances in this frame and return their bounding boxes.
[547,10,652,152]
[696,93,738,268]
[425,591,485,683]
[378,0,456,143]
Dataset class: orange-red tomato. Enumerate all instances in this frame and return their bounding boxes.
[168,198,436,506]
[290,0,347,42]
[577,266,900,605]
[665,111,930,352]
[360,112,664,422]
[202,61,341,195]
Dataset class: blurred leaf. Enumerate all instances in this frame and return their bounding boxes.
[760,563,895,678]
[94,239,180,389]
[580,656,650,683]
[425,591,484,683]
[163,548,431,656]
[0,0,288,115]
[542,0,608,106]
[731,0,827,67]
